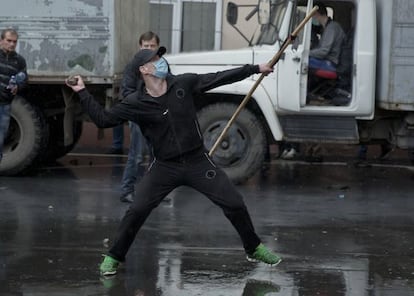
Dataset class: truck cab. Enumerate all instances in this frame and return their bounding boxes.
[166,0,414,183]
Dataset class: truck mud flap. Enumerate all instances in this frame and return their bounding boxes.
[279,115,359,144]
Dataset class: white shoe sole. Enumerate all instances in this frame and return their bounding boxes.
[246,256,282,266]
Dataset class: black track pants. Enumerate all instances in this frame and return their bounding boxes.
[108,152,261,261]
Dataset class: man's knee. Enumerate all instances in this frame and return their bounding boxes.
[222,192,247,212]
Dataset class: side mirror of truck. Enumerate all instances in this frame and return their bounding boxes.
[226,2,238,25]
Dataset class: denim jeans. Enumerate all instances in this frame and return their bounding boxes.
[112,124,124,149]
[309,57,337,72]
[0,104,11,163]
[120,122,145,195]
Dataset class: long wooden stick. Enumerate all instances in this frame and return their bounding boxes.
[209,6,319,157]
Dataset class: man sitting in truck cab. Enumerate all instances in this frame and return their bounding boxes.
[307,2,346,98]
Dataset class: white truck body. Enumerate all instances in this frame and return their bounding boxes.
[166,0,414,183]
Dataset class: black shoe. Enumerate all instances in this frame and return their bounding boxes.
[107,148,124,155]
[120,192,134,203]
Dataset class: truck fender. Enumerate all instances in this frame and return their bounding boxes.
[209,80,284,141]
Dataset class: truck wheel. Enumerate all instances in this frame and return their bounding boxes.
[0,96,48,175]
[43,114,83,162]
[197,103,267,184]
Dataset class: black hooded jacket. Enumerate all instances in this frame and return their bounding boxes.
[78,64,261,161]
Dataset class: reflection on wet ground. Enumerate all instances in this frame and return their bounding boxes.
[1,154,413,296]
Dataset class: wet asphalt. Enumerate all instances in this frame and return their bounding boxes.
[1,152,414,296]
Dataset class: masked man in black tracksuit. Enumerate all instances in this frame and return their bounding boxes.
[66,47,282,276]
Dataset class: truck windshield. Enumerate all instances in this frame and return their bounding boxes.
[252,0,289,45]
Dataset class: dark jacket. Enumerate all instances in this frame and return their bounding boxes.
[120,61,138,99]
[78,64,261,160]
[0,50,27,105]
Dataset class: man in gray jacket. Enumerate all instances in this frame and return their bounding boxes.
[309,2,345,74]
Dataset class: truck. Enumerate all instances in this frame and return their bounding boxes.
[166,0,414,183]
[0,0,148,175]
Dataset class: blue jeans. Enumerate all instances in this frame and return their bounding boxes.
[0,104,11,163]
[309,57,337,72]
[121,122,145,195]
[112,124,124,149]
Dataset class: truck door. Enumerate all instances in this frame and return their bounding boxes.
[277,3,312,111]
[277,0,376,117]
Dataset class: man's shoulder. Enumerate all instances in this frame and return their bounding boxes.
[328,20,345,32]
[10,51,26,62]
[167,73,199,90]
[16,52,26,59]
[124,90,140,102]
[11,52,27,66]
[0,51,26,68]
[171,72,198,82]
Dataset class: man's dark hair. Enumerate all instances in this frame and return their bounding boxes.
[314,2,328,16]
[139,31,160,46]
[1,28,18,40]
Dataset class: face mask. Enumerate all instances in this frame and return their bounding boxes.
[152,57,168,79]
[312,18,320,26]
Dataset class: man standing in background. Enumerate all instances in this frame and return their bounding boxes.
[0,28,27,164]
[118,31,161,203]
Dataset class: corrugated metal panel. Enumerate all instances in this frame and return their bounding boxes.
[389,0,414,107]
[0,0,149,83]
[377,0,414,109]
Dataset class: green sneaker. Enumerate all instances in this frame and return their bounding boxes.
[100,255,119,276]
[246,244,282,266]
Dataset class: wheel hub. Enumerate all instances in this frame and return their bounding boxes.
[203,121,248,167]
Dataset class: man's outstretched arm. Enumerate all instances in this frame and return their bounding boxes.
[195,64,273,93]
[66,76,125,128]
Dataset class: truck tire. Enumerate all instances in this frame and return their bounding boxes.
[0,96,48,175]
[197,103,267,184]
[43,114,83,163]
